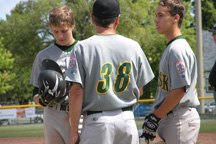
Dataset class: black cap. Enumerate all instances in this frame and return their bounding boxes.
[93,0,122,19]
[42,59,63,75]
[209,24,216,33]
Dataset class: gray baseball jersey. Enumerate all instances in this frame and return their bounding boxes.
[152,35,200,111]
[30,42,77,104]
[65,34,154,111]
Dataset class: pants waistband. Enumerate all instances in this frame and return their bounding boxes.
[167,106,195,116]
[86,106,133,116]
[48,104,69,112]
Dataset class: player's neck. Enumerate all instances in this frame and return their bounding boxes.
[165,28,182,42]
[95,26,116,35]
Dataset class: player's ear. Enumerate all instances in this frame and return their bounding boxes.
[71,24,75,30]
[173,14,180,24]
[115,15,120,25]
[91,13,95,24]
[113,15,120,29]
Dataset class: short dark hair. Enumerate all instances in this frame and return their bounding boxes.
[158,0,185,28]
[92,15,117,28]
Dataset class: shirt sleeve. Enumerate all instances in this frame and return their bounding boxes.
[30,54,43,87]
[168,47,190,90]
[136,47,154,88]
[65,44,85,88]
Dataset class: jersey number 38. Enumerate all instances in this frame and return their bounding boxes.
[96,62,132,94]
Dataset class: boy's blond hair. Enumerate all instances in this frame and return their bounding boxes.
[49,6,75,27]
[158,0,185,28]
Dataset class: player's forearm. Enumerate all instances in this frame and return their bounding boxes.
[69,84,83,135]
[154,87,185,118]
[139,87,143,97]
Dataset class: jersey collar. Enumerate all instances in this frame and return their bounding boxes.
[96,34,118,36]
[167,35,184,46]
[55,40,78,52]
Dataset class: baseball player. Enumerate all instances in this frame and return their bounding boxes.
[140,0,200,144]
[65,0,154,144]
[209,24,216,102]
[30,6,77,144]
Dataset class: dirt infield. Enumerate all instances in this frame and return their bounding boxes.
[152,132,216,144]
[0,132,215,144]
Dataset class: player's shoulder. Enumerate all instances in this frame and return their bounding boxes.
[116,34,139,44]
[80,34,138,43]
[37,43,57,56]
[169,38,187,46]
[168,38,190,51]
[75,35,141,52]
[168,38,194,57]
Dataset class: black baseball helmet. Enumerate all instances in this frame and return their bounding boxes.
[42,59,63,75]
[38,59,67,100]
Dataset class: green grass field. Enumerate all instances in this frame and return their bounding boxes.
[0,125,44,137]
[136,120,216,133]
[0,120,215,138]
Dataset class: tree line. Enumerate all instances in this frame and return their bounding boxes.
[0,0,215,104]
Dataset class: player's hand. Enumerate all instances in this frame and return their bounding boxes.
[38,86,55,107]
[140,113,161,142]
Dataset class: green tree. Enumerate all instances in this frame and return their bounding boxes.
[0,37,16,100]
[0,0,95,103]
[190,0,216,29]
[66,0,95,40]
[201,0,216,29]
[0,0,63,103]
[0,0,196,102]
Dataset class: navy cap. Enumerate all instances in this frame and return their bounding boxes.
[93,0,122,19]
[209,24,216,33]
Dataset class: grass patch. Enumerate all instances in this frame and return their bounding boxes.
[136,120,216,133]
[0,120,215,138]
[199,120,216,132]
[136,122,143,129]
[0,125,44,137]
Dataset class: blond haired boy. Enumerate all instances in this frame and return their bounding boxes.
[30,6,77,144]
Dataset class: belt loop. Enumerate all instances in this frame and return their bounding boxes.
[48,105,57,110]
[66,105,69,112]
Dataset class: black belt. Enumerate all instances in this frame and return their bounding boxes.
[60,105,69,111]
[49,105,69,112]
[86,106,133,116]
[166,106,195,116]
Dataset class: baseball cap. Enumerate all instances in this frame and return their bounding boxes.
[93,0,122,19]
[209,24,216,33]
